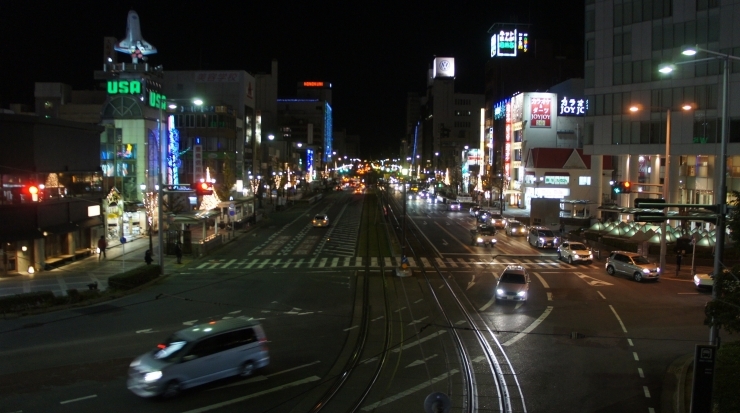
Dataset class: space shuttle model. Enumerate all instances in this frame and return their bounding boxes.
[115,10,157,63]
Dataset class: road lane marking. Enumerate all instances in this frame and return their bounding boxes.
[406,354,438,368]
[638,367,644,378]
[609,305,628,333]
[633,352,640,361]
[360,370,459,411]
[391,330,447,353]
[597,291,606,300]
[183,376,321,413]
[479,297,495,311]
[211,361,322,390]
[643,386,651,398]
[503,306,553,346]
[408,316,428,325]
[533,272,549,288]
[575,272,613,286]
[547,292,553,301]
[628,338,634,346]
[222,259,236,268]
[60,394,97,404]
[343,325,359,331]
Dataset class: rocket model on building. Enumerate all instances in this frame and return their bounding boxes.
[115,10,157,63]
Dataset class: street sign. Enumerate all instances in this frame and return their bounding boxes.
[690,344,716,413]
[120,236,127,244]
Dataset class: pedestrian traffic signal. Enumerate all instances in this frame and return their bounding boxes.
[612,181,631,194]
[621,181,631,193]
[192,181,213,195]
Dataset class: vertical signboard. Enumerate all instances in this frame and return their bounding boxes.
[530,96,552,127]
[193,144,203,181]
[690,344,716,413]
[504,100,512,178]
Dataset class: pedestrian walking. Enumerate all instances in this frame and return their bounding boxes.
[144,249,153,265]
[676,251,683,272]
[175,242,183,264]
[559,222,565,235]
[97,235,107,260]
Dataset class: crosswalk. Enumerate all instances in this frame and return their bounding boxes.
[193,256,604,271]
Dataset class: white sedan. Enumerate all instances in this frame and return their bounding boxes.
[557,241,594,264]
[693,273,714,290]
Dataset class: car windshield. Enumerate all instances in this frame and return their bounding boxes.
[509,222,521,227]
[538,230,555,237]
[500,273,526,284]
[478,227,496,235]
[491,215,503,220]
[153,334,189,361]
[314,215,326,220]
[631,256,651,264]
[570,243,587,250]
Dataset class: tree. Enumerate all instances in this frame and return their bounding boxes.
[727,191,740,247]
[215,157,236,201]
[704,266,740,334]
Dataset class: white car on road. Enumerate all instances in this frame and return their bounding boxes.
[557,241,594,264]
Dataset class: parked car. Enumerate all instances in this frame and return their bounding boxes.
[448,201,462,211]
[557,241,594,264]
[470,224,497,247]
[605,251,660,282]
[505,220,527,236]
[495,265,530,302]
[312,214,330,227]
[527,226,559,249]
[127,318,269,398]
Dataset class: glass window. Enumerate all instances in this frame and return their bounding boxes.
[623,61,633,84]
[622,120,632,143]
[674,22,685,48]
[614,34,623,56]
[624,2,633,24]
[585,65,595,88]
[662,25,673,49]
[624,32,632,55]
[613,62,623,85]
[697,17,708,43]
[613,93,623,114]
[633,60,643,83]
[614,3,623,27]
[652,25,663,51]
[586,10,595,32]
[595,94,604,116]
[605,93,614,115]
[612,121,622,144]
[643,0,652,21]
[153,335,189,361]
[633,0,643,22]
[207,137,218,151]
[579,176,591,185]
[586,39,596,60]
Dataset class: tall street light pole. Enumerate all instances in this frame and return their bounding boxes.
[661,46,740,345]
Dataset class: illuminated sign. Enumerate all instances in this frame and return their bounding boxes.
[559,96,588,116]
[530,96,552,127]
[149,91,166,109]
[545,176,570,185]
[494,98,509,121]
[491,30,528,57]
[107,79,142,95]
[466,149,482,166]
[303,81,325,87]
[433,57,455,78]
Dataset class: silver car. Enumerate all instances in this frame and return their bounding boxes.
[605,251,660,282]
[527,226,560,249]
[128,318,270,398]
[495,266,530,302]
[558,241,594,264]
[312,214,330,227]
[505,220,527,236]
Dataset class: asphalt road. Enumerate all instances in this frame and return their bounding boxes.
[0,188,713,413]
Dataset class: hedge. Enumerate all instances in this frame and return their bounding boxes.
[0,290,56,313]
[714,340,740,411]
[108,264,161,291]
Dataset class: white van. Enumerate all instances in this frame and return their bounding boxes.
[127,317,269,398]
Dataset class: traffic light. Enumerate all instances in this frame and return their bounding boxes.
[611,181,621,194]
[27,185,40,202]
[621,181,631,193]
[191,181,213,195]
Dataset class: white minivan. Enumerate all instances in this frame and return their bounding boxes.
[128,317,269,398]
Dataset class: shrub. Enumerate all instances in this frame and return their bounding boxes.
[714,340,740,411]
[0,291,56,313]
[108,265,161,291]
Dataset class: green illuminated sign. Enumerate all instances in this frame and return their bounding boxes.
[107,80,166,109]
[107,80,142,95]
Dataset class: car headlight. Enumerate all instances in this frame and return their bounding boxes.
[496,289,504,295]
[477,237,484,243]
[517,291,526,297]
[573,254,580,258]
[539,238,545,243]
[657,268,661,273]
[144,371,163,382]
[643,268,650,273]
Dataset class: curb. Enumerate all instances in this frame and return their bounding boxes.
[661,353,693,413]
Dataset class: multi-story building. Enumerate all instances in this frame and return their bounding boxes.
[583,0,740,219]
[0,114,104,275]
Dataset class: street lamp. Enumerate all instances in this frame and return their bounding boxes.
[661,45,740,345]
[629,103,693,276]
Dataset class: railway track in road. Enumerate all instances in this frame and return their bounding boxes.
[385,189,527,412]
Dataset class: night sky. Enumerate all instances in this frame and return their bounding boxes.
[1,1,584,157]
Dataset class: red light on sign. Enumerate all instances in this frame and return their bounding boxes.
[200,182,209,190]
[303,81,325,87]
[28,186,39,195]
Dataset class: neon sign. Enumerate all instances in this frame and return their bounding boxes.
[303,81,325,87]
[491,30,528,57]
[559,96,588,116]
[107,79,141,94]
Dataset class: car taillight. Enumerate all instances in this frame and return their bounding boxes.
[260,338,269,351]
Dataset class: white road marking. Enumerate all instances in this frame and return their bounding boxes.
[575,272,613,286]
[503,306,553,346]
[609,305,628,333]
[638,367,644,378]
[135,329,157,334]
[391,330,447,353]
[60,394,97,404]
[455,320,466,325]
[371,316,384,321]
[360,370,459,411]
[628,338,634,346]
[414,299,423,303]
[515,302,524,309]
[183,376,321,413]
[547,292,553,301]
[343,325,359,331]
[408,316,428,325]
[633,352,640,361]
[211,361,322,390]
[533,272,549,288]
[183,320,198,326]
[597,291,606,299]
[406,354,438,368]
[479,297,495,311]
[643,386,651,398]
[228,310,241,314]
[395,307,407,312]
[442,239,448,245]
[222,259,236,268]
[649,408,656,413]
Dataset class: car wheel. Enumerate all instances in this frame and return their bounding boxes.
[606,265,615,275]
[634,272,643,282]
[568,256,573,265]
[161,380,181,399]
[239,361,256,377]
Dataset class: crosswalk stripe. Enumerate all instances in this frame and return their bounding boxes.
[331,257,339,267]
[435,257,446,268]
[457,258,469,268]
[447,259,458,268]
[384,257,393,267]
[421,257,431,268]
